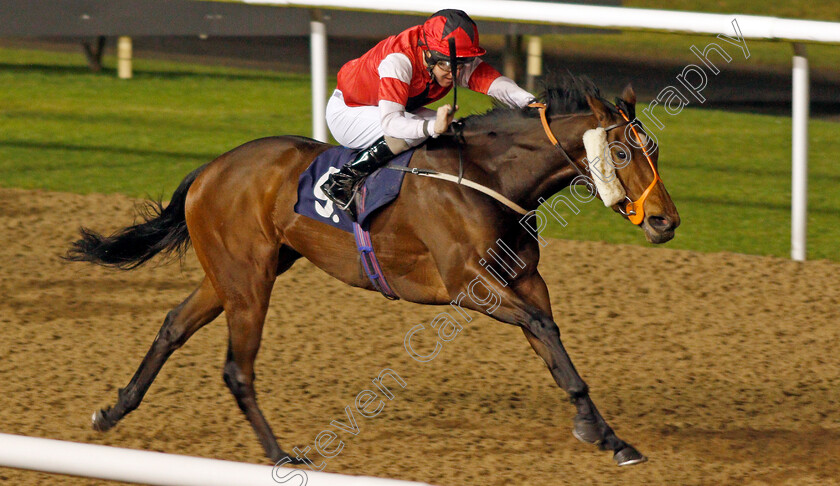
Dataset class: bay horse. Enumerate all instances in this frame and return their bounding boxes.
[66,76,679,467]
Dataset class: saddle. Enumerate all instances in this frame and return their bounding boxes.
[294,146,414,233]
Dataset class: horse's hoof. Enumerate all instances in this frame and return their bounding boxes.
[91,409,114,432]
[272,452,307,466]
[271,454,309,482]
[286,455,307,466]
[572,416,602,445]
[614,445,647,466]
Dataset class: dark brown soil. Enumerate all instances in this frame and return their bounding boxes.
[1,187,839,485]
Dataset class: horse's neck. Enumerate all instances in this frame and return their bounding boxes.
[465,115,593,210]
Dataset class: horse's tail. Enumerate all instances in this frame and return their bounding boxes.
[64,164,207,270]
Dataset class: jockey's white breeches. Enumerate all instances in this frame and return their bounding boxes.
[326,89,436,149]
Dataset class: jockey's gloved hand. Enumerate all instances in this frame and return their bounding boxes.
[434,104,458,135]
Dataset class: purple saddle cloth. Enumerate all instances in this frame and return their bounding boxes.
[294,146,414,232]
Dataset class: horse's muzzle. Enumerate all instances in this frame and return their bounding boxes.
[643,214,679,244]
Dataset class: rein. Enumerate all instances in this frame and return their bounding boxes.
[385,114,527,215]
[528,102,662,226]
[385,163,529,215]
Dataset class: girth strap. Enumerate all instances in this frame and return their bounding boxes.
[353,187,399,300]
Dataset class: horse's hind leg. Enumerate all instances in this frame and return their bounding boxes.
[204,244,301,463]
[222,305,293,463]
[92,277,222,431]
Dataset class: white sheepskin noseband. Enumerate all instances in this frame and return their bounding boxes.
[582,127,626,207]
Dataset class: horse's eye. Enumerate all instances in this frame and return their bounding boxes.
[615,150,627,160]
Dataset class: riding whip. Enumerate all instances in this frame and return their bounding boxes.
[448,37,457,114]
[447,37,465,184]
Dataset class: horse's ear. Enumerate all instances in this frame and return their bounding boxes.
[586,95,611,127]
[621,84,636,106]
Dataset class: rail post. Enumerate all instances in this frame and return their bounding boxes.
[117,36,132,79]
[310,9,329,142]
[791,43,809,261]
[525,35,542,93]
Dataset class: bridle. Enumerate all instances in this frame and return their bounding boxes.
[528,102,662,226]
[616,108,662,225]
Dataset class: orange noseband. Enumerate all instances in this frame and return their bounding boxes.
[617,108,661,225]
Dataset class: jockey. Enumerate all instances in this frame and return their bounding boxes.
[321,9,535,218]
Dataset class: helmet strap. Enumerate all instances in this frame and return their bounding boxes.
[423,51,436,77]
[420,30,436,73]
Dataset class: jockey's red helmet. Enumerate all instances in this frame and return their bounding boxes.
[422,9,486,58]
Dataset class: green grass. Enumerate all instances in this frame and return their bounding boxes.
[483,10,840,74]
[484,0,840,72]
[220,0,840,22]
[1,47,838,261]
[524,31,840,73]
[0,48,313,195]
[626,0,840,22]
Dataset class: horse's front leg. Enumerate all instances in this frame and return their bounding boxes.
[486,273,646,466]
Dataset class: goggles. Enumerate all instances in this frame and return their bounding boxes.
[428,53,475,72]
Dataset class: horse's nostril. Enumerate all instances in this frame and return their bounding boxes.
[648,215,673,231]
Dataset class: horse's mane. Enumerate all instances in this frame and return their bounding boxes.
[462,73,631,130]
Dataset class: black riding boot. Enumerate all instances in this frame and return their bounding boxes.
[321,136,396,219]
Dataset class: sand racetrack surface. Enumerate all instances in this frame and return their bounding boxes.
[1,187,839,485]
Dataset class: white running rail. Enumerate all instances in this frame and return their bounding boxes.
[0,433,433,486]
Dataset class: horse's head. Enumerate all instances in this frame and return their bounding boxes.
[460,75,679,244]
[582,85,680,244]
